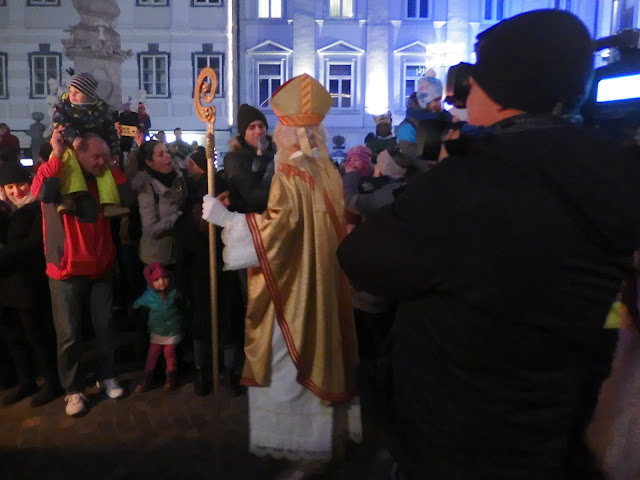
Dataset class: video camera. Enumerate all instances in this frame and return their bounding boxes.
[444,62,473,109]
[444,29,640,147]
[581,28,640,146]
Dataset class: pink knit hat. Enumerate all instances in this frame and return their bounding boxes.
[143,262,169,287]
[345,145,373,176]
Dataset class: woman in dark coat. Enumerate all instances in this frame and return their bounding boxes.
[0,162,59,407]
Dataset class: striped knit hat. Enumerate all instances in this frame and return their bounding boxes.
[69,72,98,101]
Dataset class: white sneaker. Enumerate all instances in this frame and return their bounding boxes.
[64,393,87,416]
[97,378,124,399]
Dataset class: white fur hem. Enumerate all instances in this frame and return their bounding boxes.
[221,214,259,271]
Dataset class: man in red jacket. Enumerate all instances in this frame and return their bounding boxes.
[31,126,133,416]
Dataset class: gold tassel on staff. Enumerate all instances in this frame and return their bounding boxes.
[194,67,220,395]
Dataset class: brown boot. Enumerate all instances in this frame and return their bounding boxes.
[163,370,177,392]
[135,371,153,393]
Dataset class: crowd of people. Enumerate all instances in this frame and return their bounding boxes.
[0,8,639,480]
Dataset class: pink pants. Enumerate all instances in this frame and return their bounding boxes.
[144,343,177,373]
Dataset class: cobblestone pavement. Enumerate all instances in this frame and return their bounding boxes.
[0,334,392,480]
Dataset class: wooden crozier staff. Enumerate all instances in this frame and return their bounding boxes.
[194,67,220,395]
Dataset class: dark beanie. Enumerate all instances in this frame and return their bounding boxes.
[0,162,31,187]
[68,72,98,101]
[237,104,267,139]
[190,146,207,172]
[472,9,594,114]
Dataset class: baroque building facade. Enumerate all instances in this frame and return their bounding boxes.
[0,0,234,155]
[0,0,637,158]
[238,0,638,149]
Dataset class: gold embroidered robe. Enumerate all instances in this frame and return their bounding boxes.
[240,151,358,403]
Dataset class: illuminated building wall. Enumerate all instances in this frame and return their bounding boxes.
[237,0,631,151]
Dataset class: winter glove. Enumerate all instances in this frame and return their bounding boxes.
[202,194,238,226]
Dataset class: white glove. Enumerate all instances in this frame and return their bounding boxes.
[202,194,235,226]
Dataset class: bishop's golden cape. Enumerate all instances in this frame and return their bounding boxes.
[239,149,359,403]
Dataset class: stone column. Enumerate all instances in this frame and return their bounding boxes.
[27,112,46,160]
[292,0,316,76]
[365,0,391,115]
[61,0,132,109]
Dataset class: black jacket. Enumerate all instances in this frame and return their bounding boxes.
[0,201,48,310]
[338,114,640,479]
[221,136,275,213]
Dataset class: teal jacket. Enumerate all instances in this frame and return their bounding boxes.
[133,287,182,337]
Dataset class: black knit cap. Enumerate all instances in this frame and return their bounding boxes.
[0,162,31,187]
[237,104,267,140]
[68,72,98,101]
[472,9,594,114]
[190,146,207,172]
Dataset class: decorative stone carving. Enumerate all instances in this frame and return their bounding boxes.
[28,112,47,161]
[331,135,347,164]
[43,78,65,139]
[62,0,132,109]
[72,0,119,28]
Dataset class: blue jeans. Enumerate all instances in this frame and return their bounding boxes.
[49,271,115,393]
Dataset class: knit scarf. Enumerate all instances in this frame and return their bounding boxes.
[7,191,36,209]
[146,167,177,188]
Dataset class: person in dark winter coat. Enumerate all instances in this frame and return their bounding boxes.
[117,102,139,154]
[218,104,275,392]
[0,162,60,407]
[221,103,275,214]
[53,73,120,159]
[364,112,397,163]
[342,148,407,447]
[137,103,152,136]
[338,9,640,480]
[343,149,407,224]
[52,72,127,220]
[342,145,373,232]
[0,123,21,162]
[396,74,451,173]
[174,148,245,396]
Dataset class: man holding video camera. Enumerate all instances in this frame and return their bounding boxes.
[338,9,640,480]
